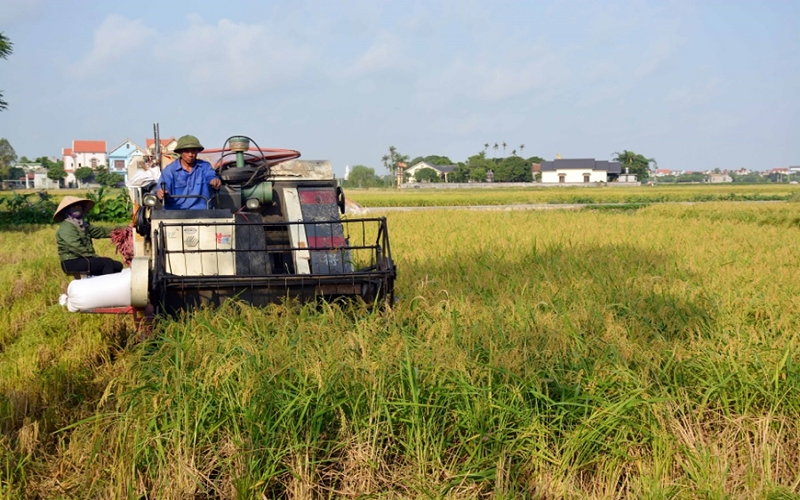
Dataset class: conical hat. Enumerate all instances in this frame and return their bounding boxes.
[53,196,95,222]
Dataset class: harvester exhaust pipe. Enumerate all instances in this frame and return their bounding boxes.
[154,123,161,168]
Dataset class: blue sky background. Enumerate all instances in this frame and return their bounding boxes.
[1,0,798,177]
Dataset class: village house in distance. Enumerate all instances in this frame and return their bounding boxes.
[539,158,636,184]
[404,161,458,183]
[61,138,154,187]
[402,157,637,186]
[62,140,107,187]
[108,139,147,183]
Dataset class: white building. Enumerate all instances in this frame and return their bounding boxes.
[62,140,108,187]
[540,158,631,184]
[405,161,457,183]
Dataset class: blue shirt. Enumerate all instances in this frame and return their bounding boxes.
[158,158,220,210]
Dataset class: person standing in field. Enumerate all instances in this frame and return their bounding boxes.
[54,196,123,276]
[156,134,221,210]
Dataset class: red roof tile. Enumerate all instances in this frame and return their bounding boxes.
[146,138,174,148]
[72,140,106,153]
[62,148,73,156]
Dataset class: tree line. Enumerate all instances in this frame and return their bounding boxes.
[343,146,657,188]
[0,138,123,188]
[348,143,544,188]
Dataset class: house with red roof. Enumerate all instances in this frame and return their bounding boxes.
[145,136,177,168]
[145,137,175,152]
[771,167,791,182]
[62,140,107,187]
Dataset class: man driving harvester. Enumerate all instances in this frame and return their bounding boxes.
[157,134,222,210]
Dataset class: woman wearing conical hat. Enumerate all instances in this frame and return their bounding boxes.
[54,196,123,276]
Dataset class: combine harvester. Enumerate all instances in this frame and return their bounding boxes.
[65,127,395,319]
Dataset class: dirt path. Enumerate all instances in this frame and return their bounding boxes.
[361,204,586,213]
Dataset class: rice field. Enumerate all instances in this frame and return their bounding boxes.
[2,192,800,498]
[346,183,800,207]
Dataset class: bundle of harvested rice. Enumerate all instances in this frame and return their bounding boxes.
[111,225,134,266]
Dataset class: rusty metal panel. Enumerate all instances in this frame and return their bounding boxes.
[271,160,334,180]
[298,188,336,205]
[298,187,351,274]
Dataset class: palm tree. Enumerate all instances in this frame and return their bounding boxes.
[382,147,396,185]
[519,144,525,156]
[484,143,489,153]
[0,32,13,111]
[613,150,656,180]
[511,149,517,157]
[381,153,390,173]
[614,150,637,168]
[382,146,409,187]
[493,143,499,157]
[502,142,507,156]
[0,33,10,58]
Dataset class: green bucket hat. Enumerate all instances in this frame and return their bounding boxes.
[174,134,204,153]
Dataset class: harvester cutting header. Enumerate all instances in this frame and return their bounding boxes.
[69,125,396,317]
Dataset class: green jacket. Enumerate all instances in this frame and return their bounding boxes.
[56,220,113,261]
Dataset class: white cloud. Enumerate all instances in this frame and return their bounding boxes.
[160,15,313,97]
[67,13,314,97]
[570,27,687,107]
[0,0,43,24]
[334,32,411,80]
[68,14,155,78]
[412,43,565,110]
[664,78,722,107]
[632,38,683,81]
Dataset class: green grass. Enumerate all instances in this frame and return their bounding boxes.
[2,196,800,497]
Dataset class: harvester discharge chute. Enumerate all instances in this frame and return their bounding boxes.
[128,134,395,316]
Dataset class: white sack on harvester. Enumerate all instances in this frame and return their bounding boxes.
[59,268,132,312]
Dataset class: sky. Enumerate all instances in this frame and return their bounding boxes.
[1,0,798,177]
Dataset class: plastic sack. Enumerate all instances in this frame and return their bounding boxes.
[126,166,161,188]
[59,268,131,313]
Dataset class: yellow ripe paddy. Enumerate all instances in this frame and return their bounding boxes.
[2,187,800,498]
